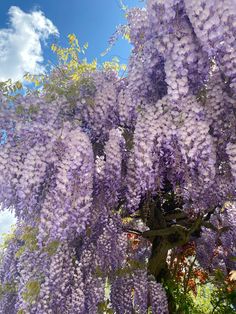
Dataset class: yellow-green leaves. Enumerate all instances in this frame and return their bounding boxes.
[22,280,40,304]
[98,300,114,314]
[15,226,39,258]
[28,104,39,115]
[102,57,126,73]
[0,225,16,251]
[0,79,22,93]
[51,33,90,68]
[23,33,128,106]
[15,228,61,259]
[95,266,104,278]
[15,246,25,259]
[70,59,97,82]
[25,33,95,101]
[50,42,57,53]
[15,104,39,117]
[123,29,130,42]
[0,79,23,98]
[0,282,17,301]
[23,72,44,88]
[15,105,25,115]
[43,240,60,256]
[68,33,78,47]
[21,227,38,250]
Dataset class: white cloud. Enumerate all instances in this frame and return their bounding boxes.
[0,6,59,81]
[0,208,16,242]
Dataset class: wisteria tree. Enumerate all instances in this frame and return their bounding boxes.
[0,0,236,313]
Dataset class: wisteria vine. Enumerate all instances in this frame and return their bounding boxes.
[1,0,236,313]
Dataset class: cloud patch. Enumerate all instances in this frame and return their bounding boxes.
[0,208,16,242]
[0,6,59,81]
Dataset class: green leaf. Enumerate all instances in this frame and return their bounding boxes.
[15,105,25,115]
[20,226,39,252]
[22,280,40,304]
[15,246,26,258]
[29,105,39,114]
[44,240,60,256]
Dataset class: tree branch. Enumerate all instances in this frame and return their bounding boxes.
[142,224,189,239]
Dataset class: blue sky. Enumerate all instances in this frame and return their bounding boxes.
[0,0,144,240]
[0,0,144,81]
